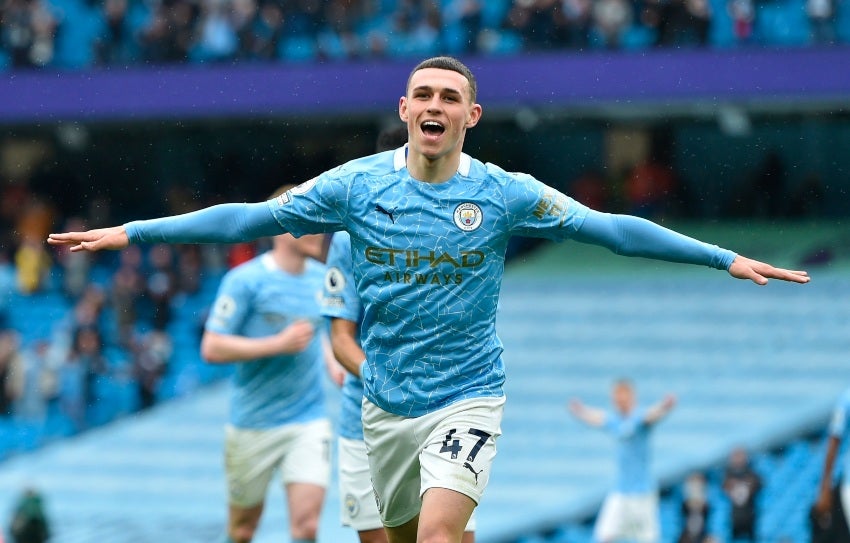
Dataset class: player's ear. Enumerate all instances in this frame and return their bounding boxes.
[399,96,409,123]
[466,103,482,128]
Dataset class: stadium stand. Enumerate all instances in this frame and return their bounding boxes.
[0,223,846,543]
[3,0,850,71]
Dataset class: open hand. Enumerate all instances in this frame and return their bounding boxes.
[728,255,809,285]
[48,226,129,253]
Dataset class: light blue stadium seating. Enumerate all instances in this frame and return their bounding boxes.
[0,241,847,543]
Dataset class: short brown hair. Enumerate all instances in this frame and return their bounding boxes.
[407,56,477,103]
[268,184,296,200]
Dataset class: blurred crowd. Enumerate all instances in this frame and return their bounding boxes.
[0,0,846,70]
[0,179,243,449]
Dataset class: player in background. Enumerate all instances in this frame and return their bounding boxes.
[568,380,677,543]
[322,125,475,543]
[49,56,810,543]
[200,185,334,543]
[814,387,850,540]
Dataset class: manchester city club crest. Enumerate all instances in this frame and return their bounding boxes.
[453,202,483,232]
[345,493,360,517]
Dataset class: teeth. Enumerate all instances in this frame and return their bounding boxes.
[423,121,443,128]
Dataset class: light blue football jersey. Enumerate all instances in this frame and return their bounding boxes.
[268,146,590,417]
[603,408,655,494]
[205,252,327,429]
[320,231,366,440]
[829,388,850,485]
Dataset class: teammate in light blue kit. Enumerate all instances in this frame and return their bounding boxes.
[49,56,809,543]
[569,380,676,543]
[200,187,332,543]
[815,388,850,531]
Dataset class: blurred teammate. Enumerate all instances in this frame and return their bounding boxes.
[322,125,475,543]
[200,185,332,543]
[568,380,677,543]
[813,387,850,541]
[49,56,809,543]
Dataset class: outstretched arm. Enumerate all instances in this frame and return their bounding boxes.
[572,210,809,285]
[644,394,677,425]
[568,398,606,427]
[48,202,282,252]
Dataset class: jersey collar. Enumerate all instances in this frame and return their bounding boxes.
[393,144,472,177]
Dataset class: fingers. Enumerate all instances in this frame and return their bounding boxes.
[47,227,128,252]
[729,256,810,285]
[47,232,89,246]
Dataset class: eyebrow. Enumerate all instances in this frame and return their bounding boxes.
[411,84,464,97]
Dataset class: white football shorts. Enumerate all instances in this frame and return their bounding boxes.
[362,395,504,528]
[594,491,659,543]
[224,418,332,508]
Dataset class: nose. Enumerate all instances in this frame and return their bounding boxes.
[426,95,443,112]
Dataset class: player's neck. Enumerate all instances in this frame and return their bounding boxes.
[270,248,306,275]
[407,149,461,184]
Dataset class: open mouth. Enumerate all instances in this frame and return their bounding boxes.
[421,120,445,137]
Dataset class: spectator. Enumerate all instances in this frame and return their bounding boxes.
[14,197,55,294]
[57,325,107,431]
[679,471,710,543]
[95,0,139,65]
[55,216,92,300]
[0,247,15,328]
[0,329,23,417]
[130,328,171,409]
[444,0,483,53]
[503,0,567,50]
[144,243,178,330]
[110,245,146,347]
[14,238,51,295]
[722,447,762,542]
[176,244,202,296]
[0,0,58,68]
[12,339,57,424]
[807,0,836,45]
[591,0,633,49]
[656,0,711,47]
[562,0,593,48]
[8,487,50,543]
[232,0,280,60]
[727,0,755,44]
[193,0,238,62]
[139,0,198,63]
[319,0,364,59]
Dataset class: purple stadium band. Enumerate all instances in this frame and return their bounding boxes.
[1,47,850,123]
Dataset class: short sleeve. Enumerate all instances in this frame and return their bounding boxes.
[205,271,252,335]
[321,232,361,322]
